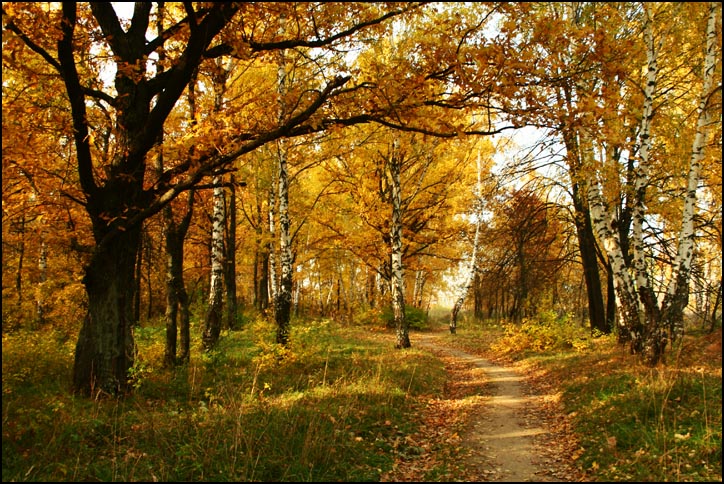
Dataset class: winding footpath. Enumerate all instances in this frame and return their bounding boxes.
[412,332,583,482]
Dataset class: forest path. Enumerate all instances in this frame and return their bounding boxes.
[381,330,585,482]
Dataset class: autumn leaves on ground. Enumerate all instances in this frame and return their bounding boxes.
[3,312,721,482]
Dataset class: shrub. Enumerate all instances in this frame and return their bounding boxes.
[382,305,429,330]
[493,310,591,354]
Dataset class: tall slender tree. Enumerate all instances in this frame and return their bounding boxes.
[389,137,410,348]
[450,152,485,334]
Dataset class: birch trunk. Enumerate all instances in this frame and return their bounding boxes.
[390,138,410,348]
[450,153,484,334]
[629,4,666,361]
[584,4,663,357]
[203,178,226,351]
[274,13,293,346]
[585,3,718,364]
[203,59,230,351]
[660,2,719,347]
[275,138,293,346]
[267,178,278,307]
[557,81,610,335]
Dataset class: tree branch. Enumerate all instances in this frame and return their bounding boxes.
[57,3,98,200]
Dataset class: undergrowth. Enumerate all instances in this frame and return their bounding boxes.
[2,317,445,482]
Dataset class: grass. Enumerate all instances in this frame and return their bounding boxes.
[2,317,446,482]
[2,309,721,482]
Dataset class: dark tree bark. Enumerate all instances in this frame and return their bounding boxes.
[573,186,610,335]
[73,225,141,396]
[225,175,238,330]
[565,135,610,335]
[163,193,194,366]
[10,2,419,395]
[57,3,239,395]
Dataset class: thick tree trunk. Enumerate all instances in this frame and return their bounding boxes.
[73,226,141,396]
[567,145,609,335]
[54,3,239,397]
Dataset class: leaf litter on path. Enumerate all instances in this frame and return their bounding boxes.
[381,332,588,482]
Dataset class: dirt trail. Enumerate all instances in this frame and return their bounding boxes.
[412,332,581,482]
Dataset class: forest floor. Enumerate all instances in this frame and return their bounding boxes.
[380,328,589,482]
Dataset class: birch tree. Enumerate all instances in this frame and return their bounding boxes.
[4,1,593,394]
[659,1,721,349]
[587,2,721,364]
[450,152,485,334]
[203,59,231,351]
[203,177,225,351]
[389,137,410,349]
[274,12,293,346]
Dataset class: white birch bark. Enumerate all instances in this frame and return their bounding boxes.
[274,12,294,345]
[203,59,229,351]
[630,3,663,297]
[661,2,720,339]
[267,180,278,303]
[586,2,719,362]
[203,177,226,350]
[450,152,484,334]
[585,131,644,346]
[585,4,659,353]
[390,136,410,348]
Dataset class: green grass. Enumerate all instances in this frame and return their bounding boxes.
[2,317,446,482]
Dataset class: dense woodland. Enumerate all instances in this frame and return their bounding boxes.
[2,2,722,398]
